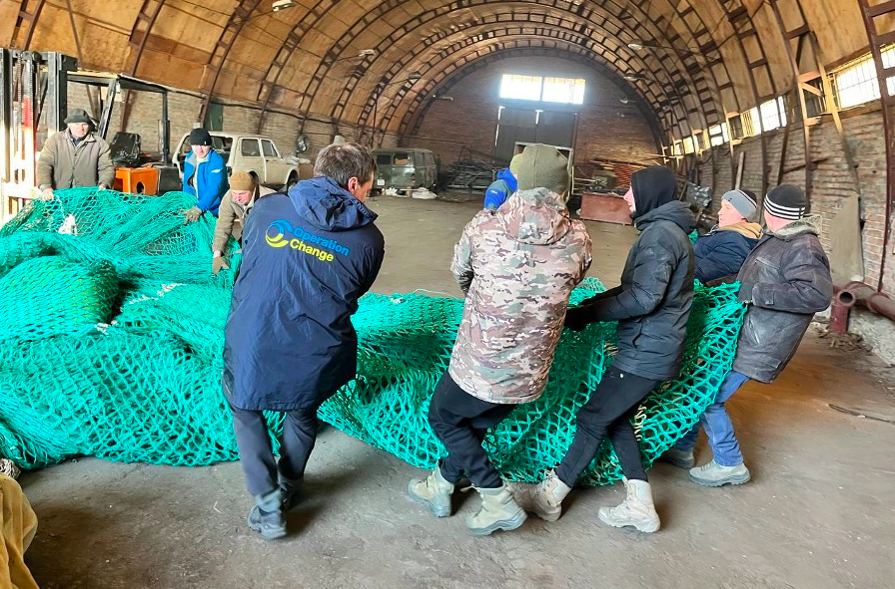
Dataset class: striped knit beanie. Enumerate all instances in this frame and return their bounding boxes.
[764,184,808,220]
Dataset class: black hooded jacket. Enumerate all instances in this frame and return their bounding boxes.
[567,166,696,381]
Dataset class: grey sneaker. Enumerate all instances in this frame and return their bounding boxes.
[689,460,751,487]
[247,505,286,540]
[659,447,696,469]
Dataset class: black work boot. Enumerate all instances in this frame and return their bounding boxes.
[279,478,302,512]
[248,488,286,540]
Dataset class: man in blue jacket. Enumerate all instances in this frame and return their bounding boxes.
[181,128,229,221]
[222,142,385,539]
[694,189,762,283]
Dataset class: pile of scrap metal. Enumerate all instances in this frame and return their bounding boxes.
[441,147,499,192]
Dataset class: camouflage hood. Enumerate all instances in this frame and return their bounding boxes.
[498,188,571,245]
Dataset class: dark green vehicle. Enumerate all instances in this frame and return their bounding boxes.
[372,148,438,195]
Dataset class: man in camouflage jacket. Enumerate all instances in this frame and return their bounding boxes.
[407,144,592,536]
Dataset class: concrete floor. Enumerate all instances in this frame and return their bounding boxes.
[20,196,895,589]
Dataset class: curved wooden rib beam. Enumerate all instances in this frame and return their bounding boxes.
[126,0,167,76]
[13,0,48,49]
[196,0,265,124]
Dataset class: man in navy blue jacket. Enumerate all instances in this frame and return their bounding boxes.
[693,189,762,283]
[222,142,385,539]
[181,128,229,221]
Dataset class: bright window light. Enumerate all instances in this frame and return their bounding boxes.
[884,47,895,97]
[499,74,586,104]
[742,107,761,137]
[834,47,895,109]
[836,55,880,108]
[709,129,723,147]
[542,77,586,105]
[759,97,787,132]
[500,75,543,101]
[709,124,728,146]
[683,136,695,154]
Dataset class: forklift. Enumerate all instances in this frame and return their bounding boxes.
[0,49,180,223]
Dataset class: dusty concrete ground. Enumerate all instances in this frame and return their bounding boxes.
[20,196,895,589]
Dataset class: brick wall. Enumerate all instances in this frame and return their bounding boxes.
[404,56,659,168]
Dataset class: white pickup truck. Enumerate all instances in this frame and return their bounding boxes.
[175,132,312,190]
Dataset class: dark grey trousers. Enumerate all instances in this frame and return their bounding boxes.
[228,401,320,497]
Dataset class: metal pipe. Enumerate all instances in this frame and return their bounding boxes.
[829,300,850,333]
[834,281,895,323]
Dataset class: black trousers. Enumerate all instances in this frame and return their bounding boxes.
[427,371,515,489]
[228,401,320,498]
[556,366,659,487]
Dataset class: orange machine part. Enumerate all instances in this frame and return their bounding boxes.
[114,167,159,195]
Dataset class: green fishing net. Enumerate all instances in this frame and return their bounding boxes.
[0,188,745,485]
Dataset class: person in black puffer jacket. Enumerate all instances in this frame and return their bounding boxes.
[511,166,695,534]
[668,184,832,488]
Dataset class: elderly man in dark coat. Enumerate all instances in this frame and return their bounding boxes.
[36,108,114,199]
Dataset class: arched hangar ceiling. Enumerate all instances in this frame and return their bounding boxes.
[0,0,875,145]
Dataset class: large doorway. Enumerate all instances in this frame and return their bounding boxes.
[493,107,577,163]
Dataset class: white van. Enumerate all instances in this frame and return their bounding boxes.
[175,132,312,189]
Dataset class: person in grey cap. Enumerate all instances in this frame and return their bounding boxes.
[693,188,762,283]
[665,184,832,486]
[36,108,114,200]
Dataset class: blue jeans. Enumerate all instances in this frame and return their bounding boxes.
[676,371,750,466]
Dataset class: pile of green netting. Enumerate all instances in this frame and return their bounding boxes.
[0,188,745,485]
